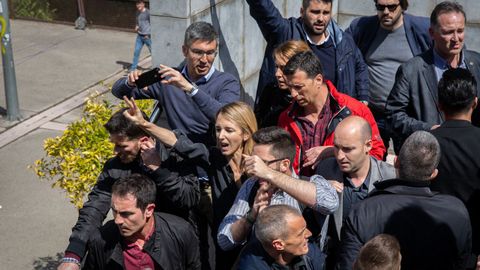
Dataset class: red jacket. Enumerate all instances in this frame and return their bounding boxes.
[278,81,385,174]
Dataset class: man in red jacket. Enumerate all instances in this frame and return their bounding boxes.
[278,51,384,176]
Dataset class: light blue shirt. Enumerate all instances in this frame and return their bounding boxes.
[433,49,466,82]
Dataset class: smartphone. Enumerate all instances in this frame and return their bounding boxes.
[135,68,161,88]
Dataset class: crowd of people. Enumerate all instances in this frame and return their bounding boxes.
[58,0,480,269]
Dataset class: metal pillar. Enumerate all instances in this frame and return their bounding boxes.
[0,0,20,121]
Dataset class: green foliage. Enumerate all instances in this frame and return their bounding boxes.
[13,0,57,21]
[31,94,154,209]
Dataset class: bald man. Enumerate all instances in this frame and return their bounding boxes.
[315,116,396,268]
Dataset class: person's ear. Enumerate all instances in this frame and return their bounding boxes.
[429,168,438,180]
[300,7,304,17]
[138,136,150,147]
[182,45,188,58]
[280,159,291,173]
[365,139,372,153]
[243,132,250,142]
[314,73,324,85]
[473,97,478,110]
[272,239,284,251]
[145,203,155,218]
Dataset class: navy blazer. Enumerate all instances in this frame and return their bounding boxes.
[347,13,431,57]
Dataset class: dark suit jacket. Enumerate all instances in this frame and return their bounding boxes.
[431,120,480,255]
[337,179,472,270]
[385,49,480,147]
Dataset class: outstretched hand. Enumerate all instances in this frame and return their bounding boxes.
[122,96,146,126]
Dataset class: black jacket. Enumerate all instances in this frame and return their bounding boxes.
[66,132,203,258]
[83,212,201,270]
[337,179,472,270]
[431,120,480,255]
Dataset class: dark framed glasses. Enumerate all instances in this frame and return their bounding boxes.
[263,157,288,166]
[375,3,400,12]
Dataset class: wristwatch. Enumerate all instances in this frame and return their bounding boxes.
[187,83,199,97]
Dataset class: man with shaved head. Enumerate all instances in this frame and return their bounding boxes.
[315,116,396,268]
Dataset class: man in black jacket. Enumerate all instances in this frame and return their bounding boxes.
[83,174,200,269]
[58,109,201,270]
[431,68,480,261]
[337,131,472,270]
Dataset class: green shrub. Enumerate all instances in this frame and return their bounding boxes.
[32,93,154,209]
[13,0,57,21]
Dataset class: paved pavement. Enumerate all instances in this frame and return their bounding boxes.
[0,19,150,270]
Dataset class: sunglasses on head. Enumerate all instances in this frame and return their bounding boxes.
[375,3,400,12]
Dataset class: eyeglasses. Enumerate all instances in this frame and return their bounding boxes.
[189,48,217,59]
[263,157,288,166]
[375,3,400,12]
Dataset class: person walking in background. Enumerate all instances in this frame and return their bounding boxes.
[130,0,151,71]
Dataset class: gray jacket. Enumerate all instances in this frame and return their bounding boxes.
[385,48,480,148]
[315,156,396,242]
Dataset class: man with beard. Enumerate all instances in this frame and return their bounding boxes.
[57,109,201,270]
[247,0,369,107]
[347,0,431,155]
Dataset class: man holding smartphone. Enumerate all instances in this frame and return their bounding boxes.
[112,21,241,146]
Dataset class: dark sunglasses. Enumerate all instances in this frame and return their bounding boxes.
[375,3,400,12]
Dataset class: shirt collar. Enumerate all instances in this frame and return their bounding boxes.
[181,65,216,84]
[433,49,466,69]
[302,23,330,46]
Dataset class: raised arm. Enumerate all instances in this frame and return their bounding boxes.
[246,0,291,43]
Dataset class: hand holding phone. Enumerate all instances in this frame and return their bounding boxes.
[135,68,161,88]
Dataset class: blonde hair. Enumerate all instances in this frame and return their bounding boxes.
[216,102,258,155]
[273,40,311,62]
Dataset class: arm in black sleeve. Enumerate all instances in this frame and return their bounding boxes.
[148,166,200,211]
[64,162,118,259]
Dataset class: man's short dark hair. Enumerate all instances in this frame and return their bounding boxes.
[104,108,149,139]
[373,0,408,10]
[430,1,466,28]
[398,131,441,181]
[136,0,145,4]
[112,174,156,211]
[184,21,218,47]
[252,127,296,164]
[438,68,477,115]
[302,0,333,9]
[353,234,402,270]
[283,51,324,79]
[255,205,302,247]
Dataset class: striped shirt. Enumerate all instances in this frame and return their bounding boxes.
[217,174,338,251]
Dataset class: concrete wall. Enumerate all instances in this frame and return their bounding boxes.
[150,0,480,104]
